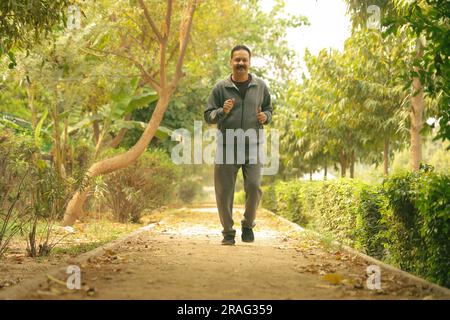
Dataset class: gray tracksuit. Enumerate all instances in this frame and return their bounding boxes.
[204,74,273,237]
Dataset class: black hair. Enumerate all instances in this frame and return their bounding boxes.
[231,45,251,58]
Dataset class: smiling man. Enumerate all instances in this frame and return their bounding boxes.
[204,45,273,245]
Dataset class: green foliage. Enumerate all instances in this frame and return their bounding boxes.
[264,169,450,287]
[345,0,450,143]
[0,0,70,55]
[0,128,35,257]
[384,0,450,143]
[354,184,387,259]
[26,158,79,257]
[382,166,450,287]
[311,180,361,245]
[263,180,321,226]
[0,127,80,257]
[177,174,203,204]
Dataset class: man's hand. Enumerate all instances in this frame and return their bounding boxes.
[257,106,267,124]
[223,99,235,114]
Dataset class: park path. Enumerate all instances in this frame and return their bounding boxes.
[2,205,449,300]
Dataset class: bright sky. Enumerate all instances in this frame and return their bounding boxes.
[257,0,351,76]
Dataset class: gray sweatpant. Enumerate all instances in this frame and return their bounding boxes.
[214,143,263,237]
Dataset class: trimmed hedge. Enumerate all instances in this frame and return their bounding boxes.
[381,168,450,287]
[261,167,450,287]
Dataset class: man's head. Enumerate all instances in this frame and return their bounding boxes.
[230,45,251,76]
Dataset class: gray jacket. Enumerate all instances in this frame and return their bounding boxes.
[204,74,272,144]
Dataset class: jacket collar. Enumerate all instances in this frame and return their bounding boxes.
[224,73,258,89]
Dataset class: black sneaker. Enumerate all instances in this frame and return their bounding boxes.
[241,227,254,242]
[221,235,235,245]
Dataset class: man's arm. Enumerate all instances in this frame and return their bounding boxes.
[261,84,273,125]
[204,85,226,124]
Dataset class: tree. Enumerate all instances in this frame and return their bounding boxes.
[384,0,449,145]
[345,0,449,171]
[0,0,71,64]
[62,0,198,225]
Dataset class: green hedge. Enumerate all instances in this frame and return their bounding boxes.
[382,168,450,287]
[262,167,449,287]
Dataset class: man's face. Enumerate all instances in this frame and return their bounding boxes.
[230,50,251,74]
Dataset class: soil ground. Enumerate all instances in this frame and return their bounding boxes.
[1,205,449,300]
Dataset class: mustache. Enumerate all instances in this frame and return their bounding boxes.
[236,65,246,69]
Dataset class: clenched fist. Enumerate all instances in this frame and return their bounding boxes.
[257,106,267,124]
[223,98,235,114]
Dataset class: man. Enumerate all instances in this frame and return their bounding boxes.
[204,45,273,245]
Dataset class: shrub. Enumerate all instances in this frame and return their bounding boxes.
[0,128,75,257]
[177,174,203,204]
[382,166,450,287]
[102,148,181,223]
[310,179,361,246]
[263,166,450,287]
[354,184,387,259]
[0,129,33,257]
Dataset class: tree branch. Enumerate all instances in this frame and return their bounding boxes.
[83,47,161,93]
[138,0,163,42]
[164,0,173,38]
[171,0,198,91]
[151,44,178,79]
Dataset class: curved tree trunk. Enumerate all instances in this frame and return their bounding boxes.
[62,93,170,225]
[62,0,197,226]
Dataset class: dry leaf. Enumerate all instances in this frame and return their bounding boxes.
[322,273,344,285]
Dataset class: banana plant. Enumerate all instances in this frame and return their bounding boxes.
[68,77,174,155]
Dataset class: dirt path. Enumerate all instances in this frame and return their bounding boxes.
[2,206,449,300]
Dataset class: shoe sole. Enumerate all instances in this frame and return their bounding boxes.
[221,241,235,245]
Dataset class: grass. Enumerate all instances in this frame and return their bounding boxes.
[50,217,143,256]
[2,213,146,258]
[52,240,110,255]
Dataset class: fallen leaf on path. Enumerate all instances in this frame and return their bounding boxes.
[322,273,344,285]
[46,274,67,286]
[103,249,116,256]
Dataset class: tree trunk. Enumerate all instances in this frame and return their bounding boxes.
[410,76,424,171]
[62,117,69,176]
[62,93,170,225]
[62,0,197,226]
[26,83,37,129]
[383,137,389,175]
[109,114,132,148]
[324,158,328,181]
[339,151,347,178]
[350,150,355,179]
[410,40,424,171]
[93,119,100,145]
[52,86,64,178]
